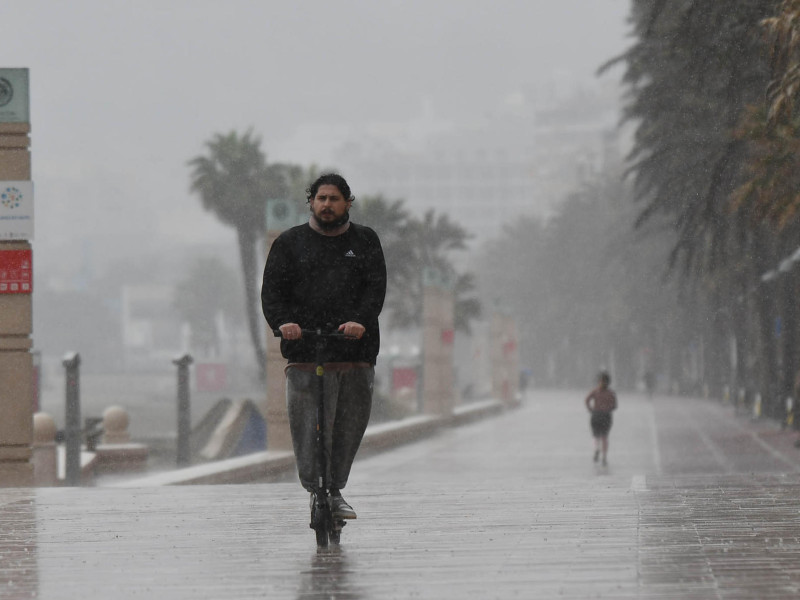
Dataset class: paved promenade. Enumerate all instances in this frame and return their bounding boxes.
[4,389,800,598]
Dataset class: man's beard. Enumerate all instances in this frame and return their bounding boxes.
[313,210,350,231]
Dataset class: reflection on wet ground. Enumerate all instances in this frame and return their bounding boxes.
[639,474,800,597]
[297,547,362,600]
[3,391,800,598]
[0,490,37,597]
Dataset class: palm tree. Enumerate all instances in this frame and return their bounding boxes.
[354,196,417,324]
[734,0,800,227]
[356,198,479,332]
[188,129,286,378]
[731,0,800,410]
[272,162,324,212]
[608,0,774,274]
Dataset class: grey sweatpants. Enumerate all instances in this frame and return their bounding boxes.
[286,366,374,492]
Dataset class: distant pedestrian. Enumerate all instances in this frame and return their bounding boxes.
[585,371,617,466]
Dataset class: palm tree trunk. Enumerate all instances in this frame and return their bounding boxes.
[237,228,266,380]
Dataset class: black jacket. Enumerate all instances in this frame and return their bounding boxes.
[261,222,387,364]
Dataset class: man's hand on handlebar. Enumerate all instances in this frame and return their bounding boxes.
[276,322,364,340]
[278,323,302,340]
[338,321,365,339]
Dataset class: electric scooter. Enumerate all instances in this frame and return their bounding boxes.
[274,327,347,548]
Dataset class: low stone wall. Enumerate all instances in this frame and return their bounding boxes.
[107,399,509,487]
[451,399,507,426]
[357,414,443,457]
[108,449,297,487]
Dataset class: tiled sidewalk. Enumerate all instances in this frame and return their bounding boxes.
[3,390,800,598]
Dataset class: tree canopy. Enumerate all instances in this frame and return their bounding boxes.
[354,196,480,333]
[188,130,287,378]
[607,0,776,273]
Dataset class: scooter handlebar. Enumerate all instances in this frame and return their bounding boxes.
[272,328,348,338]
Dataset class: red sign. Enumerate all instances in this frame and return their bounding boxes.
[0,249,31,293]
[196,363,227,392]
[392,367,417,391]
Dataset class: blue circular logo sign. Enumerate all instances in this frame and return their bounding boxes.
[1,187,22,209]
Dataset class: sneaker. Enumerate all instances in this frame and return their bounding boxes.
[330,494,357,520]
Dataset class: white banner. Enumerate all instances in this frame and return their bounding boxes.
[0,181,34,240]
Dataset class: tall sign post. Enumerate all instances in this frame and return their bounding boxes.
[263,198,299,450]
[421,267,456,417]
[490,312,520,407]
[0,68,34,485]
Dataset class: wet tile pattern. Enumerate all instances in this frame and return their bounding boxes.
[638,474,800,599]
[3,391,800,598]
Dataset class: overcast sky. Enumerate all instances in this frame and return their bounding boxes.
[0,0,632,281]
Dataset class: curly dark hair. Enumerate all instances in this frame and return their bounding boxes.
[305,173,354,203]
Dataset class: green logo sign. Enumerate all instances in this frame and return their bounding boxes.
[0,78,12,107]
[0,69,29,123]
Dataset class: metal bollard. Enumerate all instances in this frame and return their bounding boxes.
[173,354,193,466]
[62,352,81,486]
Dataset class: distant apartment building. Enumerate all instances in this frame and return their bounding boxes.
[338,81,625,247]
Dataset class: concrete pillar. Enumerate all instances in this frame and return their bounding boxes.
[490,313,520,407]
[422,269,455,417]
[264,229,292,450]
[0,116,33,485]
[32,412,57,486]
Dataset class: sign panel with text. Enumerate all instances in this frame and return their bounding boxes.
[0,249,32,294]
[0,181,33,240]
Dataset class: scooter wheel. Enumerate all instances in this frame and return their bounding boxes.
[315,526,328,548]
[329,529,340,545]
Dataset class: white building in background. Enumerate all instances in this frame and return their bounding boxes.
[280,79,629,397]
[121,284,182,369]
[335,80,626,248]
[119,281,255,388]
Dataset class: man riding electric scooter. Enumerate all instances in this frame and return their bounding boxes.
[261,173,387,542]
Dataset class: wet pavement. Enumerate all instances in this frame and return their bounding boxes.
[5,389,800,598]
